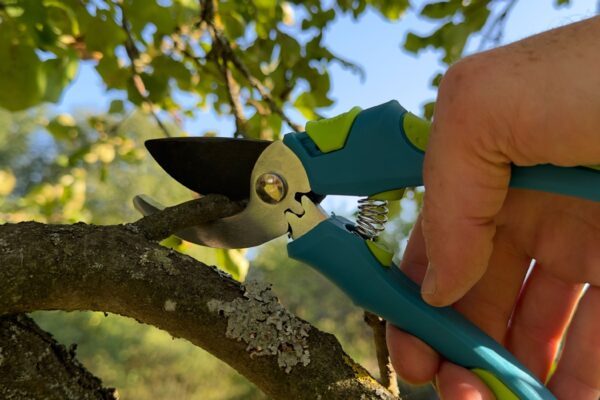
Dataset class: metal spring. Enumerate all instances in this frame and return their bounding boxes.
[355,198,389,240]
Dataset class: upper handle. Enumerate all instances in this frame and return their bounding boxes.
[287,215,556,400]
[283,100,600,201]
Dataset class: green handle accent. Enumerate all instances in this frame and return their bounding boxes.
[365,240,394,267]
[369,189,406,201]
[403,112,431,152]
[472,369,519,400]
[305,106,362,153]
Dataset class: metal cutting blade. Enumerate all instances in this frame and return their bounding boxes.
[145,137,271,200]
[138,140,312,248]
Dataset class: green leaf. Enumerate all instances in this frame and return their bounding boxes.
[96,55,128,90]
[151,55,192,91]
[5,4,25,17]
[303,8,335,30]
[44,0,80,36]
[555,0,570,5]
[421,0,461,19]
[440,23,469,63]
[137,73,169,103]
[464,2,491,31]
[277,34,301,68]
[431,72,443,88]
[109,100,125,114]
[254,0,276,9]
[404,32,427,53]
[293,92,333,120]
[423,101,435,121]
[0,40,46,111]
[246,112,283,140]
[47,114,79,140]
[122,0,178,36]
[79,10,126,54]
[373,0,409,20]
[42,55,79,103]
[221,11,246,38]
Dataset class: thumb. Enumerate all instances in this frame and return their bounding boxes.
[420,67,512,306]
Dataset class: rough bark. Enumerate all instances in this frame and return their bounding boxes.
[0,314,118,400]
[0,195,399,399]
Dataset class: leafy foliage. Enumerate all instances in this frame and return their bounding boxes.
[0,0,411,138]
[406,1,491,64]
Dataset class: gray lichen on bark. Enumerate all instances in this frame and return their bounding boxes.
[138,247,179,275]
[208,280,311,373]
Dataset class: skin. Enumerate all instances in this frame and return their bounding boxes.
[387,16,600,399]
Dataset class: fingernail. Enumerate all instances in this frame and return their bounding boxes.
[421,264,436,295]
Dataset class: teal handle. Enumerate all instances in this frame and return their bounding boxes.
[283,100,600,201]
[287,215,556,400]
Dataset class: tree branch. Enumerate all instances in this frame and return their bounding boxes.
[115,1,172,138]
[219,58,249,138]
[132,194,245,242]
[364,311,399,397]
[0,215,399,399]
[477,0,518,51]
[0,313,118,400]
[199,0,303,133]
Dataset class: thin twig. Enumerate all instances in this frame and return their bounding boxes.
[178,45,250,137]
[219,58,249,137]
[364,311,399,397]
[132,194,245,241]
[477,0,518,51]
[115,1,172,137]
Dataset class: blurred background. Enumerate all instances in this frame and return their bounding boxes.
[0,0,597,398]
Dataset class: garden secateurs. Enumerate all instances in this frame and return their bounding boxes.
[134,100,600,400]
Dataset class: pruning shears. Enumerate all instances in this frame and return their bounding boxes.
[134,100,600,400]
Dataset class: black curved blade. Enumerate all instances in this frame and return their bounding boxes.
[145,137,271,200]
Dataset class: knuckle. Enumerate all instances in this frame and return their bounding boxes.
[430,55,517,170]
[435,55,506,144]
[437,53,534,165]
[437,56,492,118]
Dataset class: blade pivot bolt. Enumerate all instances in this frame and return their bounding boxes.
[256,173,287,204]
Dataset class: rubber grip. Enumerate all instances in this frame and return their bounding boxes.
[287,215,556,400]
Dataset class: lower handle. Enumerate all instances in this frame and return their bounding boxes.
[287,216,556,400]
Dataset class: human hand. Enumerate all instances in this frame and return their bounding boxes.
[388,16,600,399]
